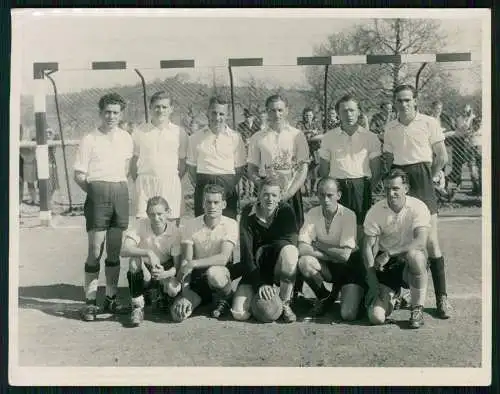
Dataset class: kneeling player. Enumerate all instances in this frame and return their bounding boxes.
[231,175,299,323]
[170,184,238,322]
[121,196,182,326]
[363,169,430,329]
[298,177,365,321]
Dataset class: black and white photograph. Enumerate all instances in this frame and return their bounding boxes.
[9,8,491,386]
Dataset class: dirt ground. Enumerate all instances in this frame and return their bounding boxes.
[16,217,483,368]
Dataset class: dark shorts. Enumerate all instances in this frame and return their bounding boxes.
[392,162,438,215]
[375,252,409,293]
[289,190,305,229]
[84,181,129,232]
[321,250,366,288]
[338,177,372,225]
[239,240,294,287]
[194,173,238,219]
[188,260,237,305]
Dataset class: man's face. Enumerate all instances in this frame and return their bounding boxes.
[147,204,170,232]
[328,108,338,122]
[259,185,281,213]
[151,98,173,122]
[304,111,314,124]
[99,103,123,129]
[267,99,288,129]
[208,104,228,133]
[318,180,340,214]
[384,176,409,210]
[432,103,443,117]
[338,100,359,127]
[203,192,226,219]
[464,105,472,116]
[394,89,416,117]
[382,103,393,114]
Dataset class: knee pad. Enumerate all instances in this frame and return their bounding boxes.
[231,308,251,321]
[368,305,386,325]
[127,270,145,298]
[105,259,120,267]
[84,262,100,274]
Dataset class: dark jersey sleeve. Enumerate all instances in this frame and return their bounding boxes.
[239,206,263,291]
[274,203,299,246]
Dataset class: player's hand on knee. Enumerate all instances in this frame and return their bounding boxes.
[374,252,390,272]
[258,285,276,301]
[147,252,162,271]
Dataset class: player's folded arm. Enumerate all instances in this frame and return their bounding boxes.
[191,241,235,269]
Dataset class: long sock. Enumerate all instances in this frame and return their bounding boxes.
[293,273,304,296]
[303,272,330,300]
[84,263,100,303]
[429,257,447,298]
[410,284,427,307]
[131,295,145,309]
[105,259,120,298]
[127,270,145,299]
[279,280,294,303]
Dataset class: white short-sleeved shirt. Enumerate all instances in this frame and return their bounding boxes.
[247,125,310,189]
[383,113,445,165]
[125,218,181,263]
[73,128,133,182]
[181,215,238,259]
[133,123,188,177]
[363,196,431,256]
[186,126,247,175]
[319,126,381,179]
[299,204,357,250]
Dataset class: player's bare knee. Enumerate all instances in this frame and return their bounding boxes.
[406,249,427,273]
[298,255,317,278]
[206,266,230,290]
[278,245,299,277]
[368,305,386,325]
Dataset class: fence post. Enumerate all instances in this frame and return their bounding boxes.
[323,64,329,132]
[33,62,58,226]
[134,68,149,123]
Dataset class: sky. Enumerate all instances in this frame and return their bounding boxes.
[12,9,486,95]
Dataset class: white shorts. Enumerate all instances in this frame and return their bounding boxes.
[135,173,182,219]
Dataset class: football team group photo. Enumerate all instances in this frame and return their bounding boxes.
[13,10,490,379]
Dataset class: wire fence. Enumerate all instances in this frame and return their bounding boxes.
[19,61,483,215]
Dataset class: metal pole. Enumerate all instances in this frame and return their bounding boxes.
[134,69,149,123]
[228,66,236,130]
[323,64,329,132]
[45,71,73,212]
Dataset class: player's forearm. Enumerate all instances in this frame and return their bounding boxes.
[120,245,151,259]
[284,165,308,200]
[186,164,197,185]
[431,155,447,178]
[315,243,351,263]
[178,159,187,179]
[369,157,383,190]
[298,243,328,260]
[129,156,139,181]
[192,252,232,269]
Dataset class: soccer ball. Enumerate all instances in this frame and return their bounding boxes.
[251,291,283,323]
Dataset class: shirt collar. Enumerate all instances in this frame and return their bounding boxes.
[381,197,409,213]
[249,202,279,222]
[204,125,232,136]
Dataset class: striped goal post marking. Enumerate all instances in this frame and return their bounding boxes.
[32,52,472,226]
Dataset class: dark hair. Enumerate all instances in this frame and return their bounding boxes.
[203,183,226,200]
[146,196,170,214]
[393,84,418,99]
[265,94,288,110]
[384,168,409,185]
[317,177,340,193]
[150,91,173,107]
[302,107,314,117]
[335,94,359,113]
[380,101,392,109]
[98,93,126,111]
[208,96,228,107]
[431,100,443,107]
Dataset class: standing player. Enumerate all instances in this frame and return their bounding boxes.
[73,93,134,321]
[170,184,238,322]
[383,84,451,319]
[247,94,309,300]
[363,169,430,329]
[318,94,383,241]
[121,196,182,326]
[231,175,300,323]
[298,177,364,320]
[186,97,247,220]
[131,91,188,223]
[369,101,396,141]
